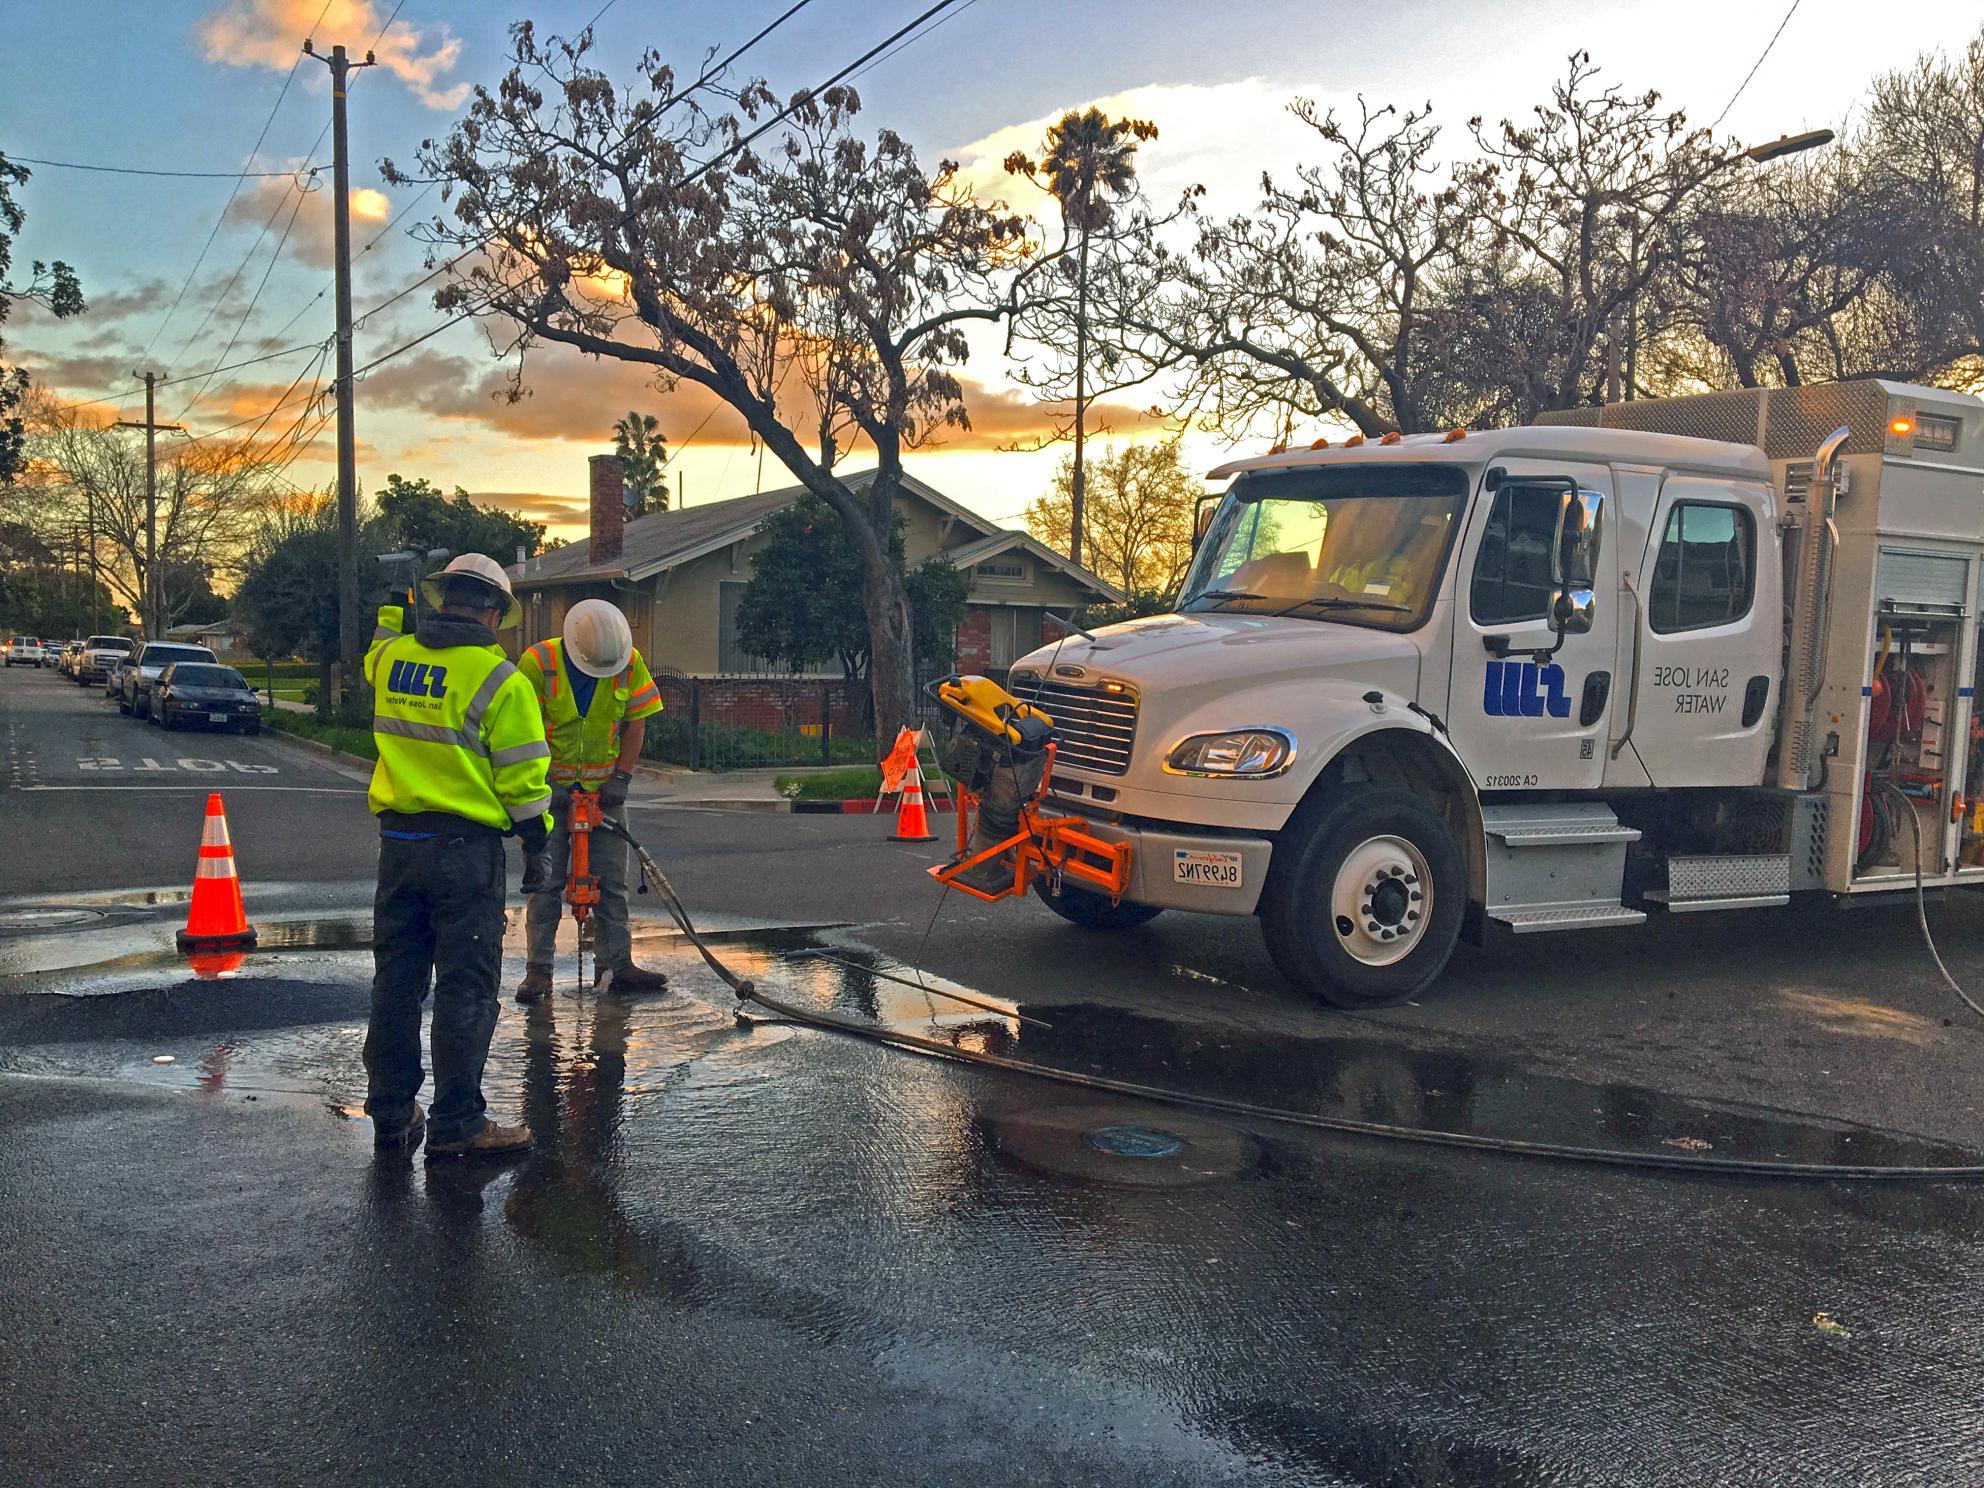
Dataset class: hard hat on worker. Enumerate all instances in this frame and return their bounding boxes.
[562,598,633,678]
[421,553,522,630]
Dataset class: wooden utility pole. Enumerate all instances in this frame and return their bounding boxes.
[305,37,374,712]
[115,372,184,639]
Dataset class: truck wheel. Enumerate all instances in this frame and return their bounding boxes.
[1261,784,1464,1007]
[1033,880,1164,932]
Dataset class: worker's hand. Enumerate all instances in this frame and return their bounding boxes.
[519,847,553,897]
[600,769,633,808]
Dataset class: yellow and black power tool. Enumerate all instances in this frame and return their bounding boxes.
[932,675,1054,896]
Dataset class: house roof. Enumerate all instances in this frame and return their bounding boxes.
[511,468,1009,590]
[943,531,1127,604]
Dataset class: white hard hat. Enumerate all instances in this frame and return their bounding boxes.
[422,553,522,629]
[562,598,633,678]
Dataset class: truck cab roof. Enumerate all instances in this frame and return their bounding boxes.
[1208,424,1775,485]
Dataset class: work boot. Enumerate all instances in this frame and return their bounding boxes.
[603,963,669,996]
[374,1102,425,1150]
[515,965,553,1005]
[425,1120,532,1161]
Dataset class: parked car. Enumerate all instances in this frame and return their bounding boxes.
[78,635,135,686]
[6,637,44,667]
[119,641,217,719]
[153,663,262,734]
[41,639,69,670]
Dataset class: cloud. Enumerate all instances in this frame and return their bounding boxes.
[458,491,593,527]
[194,0,469,109]
[353,338,1156,455]
[224,174,389,271]
[950,78,1390,218]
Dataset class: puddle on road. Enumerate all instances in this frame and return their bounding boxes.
[10,923,1983,1179]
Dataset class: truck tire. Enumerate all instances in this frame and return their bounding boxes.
[1260,784,1464,1007]
[1033,880,1164,932]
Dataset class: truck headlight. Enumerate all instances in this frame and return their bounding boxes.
[1163,729,1295,778]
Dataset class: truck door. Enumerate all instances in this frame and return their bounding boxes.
[1620,477,1780,787]
[1446,463,1619,791]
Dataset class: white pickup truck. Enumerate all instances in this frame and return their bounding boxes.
[1011,381,1984,1006]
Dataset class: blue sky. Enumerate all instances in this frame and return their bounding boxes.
[6,0,1981,537]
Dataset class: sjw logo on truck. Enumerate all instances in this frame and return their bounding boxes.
[1482,661,1571,719]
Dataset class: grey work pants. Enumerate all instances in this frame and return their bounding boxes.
[523,786,633,973]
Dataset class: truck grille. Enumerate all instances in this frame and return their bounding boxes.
[1010,677,1138,776]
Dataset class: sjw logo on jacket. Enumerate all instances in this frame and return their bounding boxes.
[385,660,449,701]
[1482,660,1571,719]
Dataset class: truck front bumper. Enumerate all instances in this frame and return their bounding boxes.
[1046,796,1273,916]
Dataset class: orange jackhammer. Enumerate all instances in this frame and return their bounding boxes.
[566,786,603,988]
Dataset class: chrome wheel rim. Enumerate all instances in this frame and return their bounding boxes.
[1329,834,1431,967]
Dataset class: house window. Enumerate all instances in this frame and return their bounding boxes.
[1470,484,1562,625]
[717,581,767,674]
[975,560,1027,583]
[1649,503,1755,633]
[987,607,1043,669]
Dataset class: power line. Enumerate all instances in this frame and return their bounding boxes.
[1711,0,1804,132]
[172,181,315,423]
[350,1,966,381]
[161,160,321,378]
[847,0,982,84]
[679,0,964,188]
[7,155,322,181]
[141,0,336,363]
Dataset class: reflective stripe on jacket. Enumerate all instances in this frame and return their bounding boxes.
[518,637,663,786]
[365,624,552,832]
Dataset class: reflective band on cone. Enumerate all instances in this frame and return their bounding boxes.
[177,792,258,951]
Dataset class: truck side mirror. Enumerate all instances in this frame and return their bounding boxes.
[1192,494,1220,552]
[1549,488,1603,636]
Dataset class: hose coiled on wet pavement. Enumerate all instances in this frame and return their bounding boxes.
[604,818,1984,1182]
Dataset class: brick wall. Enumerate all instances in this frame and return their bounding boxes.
[955,607,993,672]
[651,674,864,732]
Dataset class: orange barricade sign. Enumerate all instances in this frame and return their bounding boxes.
[879,727,920,794]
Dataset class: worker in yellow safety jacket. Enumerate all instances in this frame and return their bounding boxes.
[363,553,553,1160]
[513,597,668,1004]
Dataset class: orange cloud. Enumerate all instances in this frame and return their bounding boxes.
[352,338,1157,454]
[195,0,469,109]
[223,174,389,271]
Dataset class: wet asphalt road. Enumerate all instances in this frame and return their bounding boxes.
[5,664,1984,1485]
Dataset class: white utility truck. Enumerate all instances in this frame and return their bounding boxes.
[1009,382,1984,1005]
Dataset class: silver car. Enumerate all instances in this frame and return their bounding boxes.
[120,642,218,719]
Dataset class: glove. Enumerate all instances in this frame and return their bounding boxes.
[519,846,553,897]
[600,769,633,808]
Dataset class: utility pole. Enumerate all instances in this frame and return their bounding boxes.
[305,37,374,715]
[115,372,184,639]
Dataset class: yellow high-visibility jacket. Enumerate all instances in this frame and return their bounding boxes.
[518,637,663,788]
[364,615,552,833]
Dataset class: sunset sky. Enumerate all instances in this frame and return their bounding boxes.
[6,0,1981,543]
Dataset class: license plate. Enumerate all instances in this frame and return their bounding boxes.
[1173,849,1243,888]
[209,712,230,724]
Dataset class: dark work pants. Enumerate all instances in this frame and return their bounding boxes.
[364,831,507,1143]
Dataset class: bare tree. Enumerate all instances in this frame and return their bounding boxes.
[393,25,1033,737]
[33,407,273,634]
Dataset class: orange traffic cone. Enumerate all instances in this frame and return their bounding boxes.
[176,793,258,951]
[893,765,937,843]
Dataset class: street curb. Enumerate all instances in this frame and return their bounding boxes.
[791,798,957,815]
[260,726,798,812]
[260,725,374,771]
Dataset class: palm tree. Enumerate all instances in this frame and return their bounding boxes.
[612,411,668,514]
[1010,109,1156,567]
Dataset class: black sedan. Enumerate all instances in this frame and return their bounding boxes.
[152,663,263,734]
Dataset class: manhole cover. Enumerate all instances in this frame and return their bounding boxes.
[1084,1124,1184,1159]
[0,908,108,933]
[991,1103,1256,1187]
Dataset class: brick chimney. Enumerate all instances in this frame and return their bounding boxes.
[589,453,626,567]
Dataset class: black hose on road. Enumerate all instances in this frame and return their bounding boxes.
[602,819,1984,1183]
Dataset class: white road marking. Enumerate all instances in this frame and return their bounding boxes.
[77,757,278,774]
[23,785,366,794]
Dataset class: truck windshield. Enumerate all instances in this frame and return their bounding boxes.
[1178,463,1467,632]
